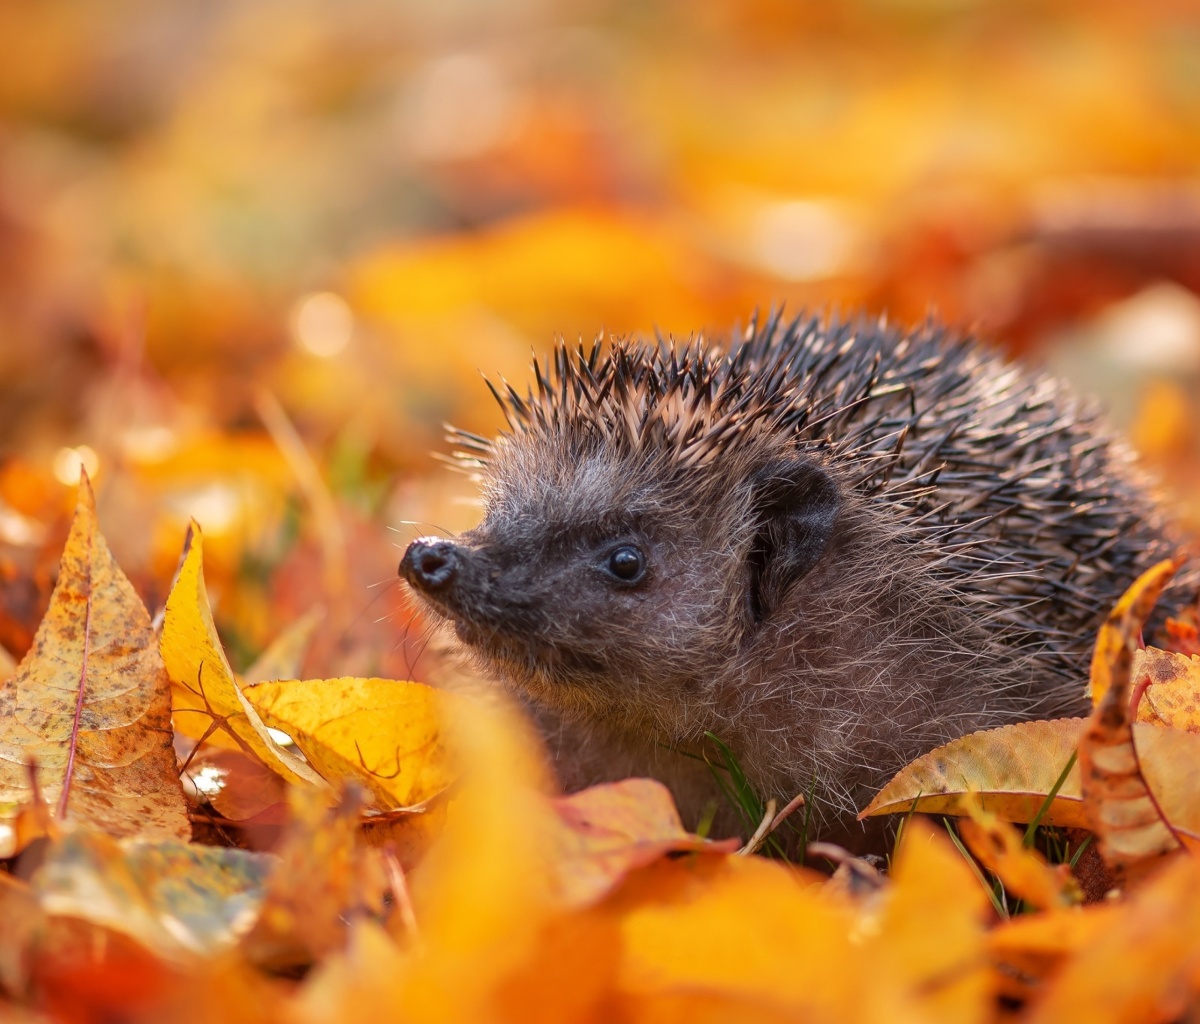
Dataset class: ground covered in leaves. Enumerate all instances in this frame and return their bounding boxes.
[2,1,1200,1021]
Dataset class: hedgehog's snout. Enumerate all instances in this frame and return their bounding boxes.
[400,537,462,593]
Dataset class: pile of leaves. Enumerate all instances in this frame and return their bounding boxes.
[3,472,1200,1024]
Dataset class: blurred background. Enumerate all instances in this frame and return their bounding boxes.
[0,0,1198,679]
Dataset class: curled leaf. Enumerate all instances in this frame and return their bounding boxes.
[1081,560,1184,880]
[159,524,327,791]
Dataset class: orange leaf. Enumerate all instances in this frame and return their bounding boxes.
[988,900,1124,1004]
[958,800,1082,909]
[1081,561,1184,880]
[860,718,1088,827]
[239,786,379,973]
[1088,558,1179,708]
[0,474,188,856]
[548,778,739,907]
[1022,854,1200,1023]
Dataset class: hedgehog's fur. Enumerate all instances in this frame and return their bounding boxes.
[401,312,1193,848]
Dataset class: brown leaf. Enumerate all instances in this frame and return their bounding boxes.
[179,747,288,825]
[860,718,1088,826]
[1081,560,1184,880]
[0,474,188,856]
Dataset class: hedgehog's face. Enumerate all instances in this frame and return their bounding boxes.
[400,445,842,724]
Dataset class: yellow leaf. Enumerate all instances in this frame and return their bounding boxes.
[1088,558,1179,707]
[612,854,851,1017]
[860,718,1087,826]
[0,474,188,856]
[159,523,326,791]
[1132,724,1200,853]
[868,817,991,1022]
[240,677,455,810]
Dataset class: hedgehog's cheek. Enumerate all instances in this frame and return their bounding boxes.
[747,459,841,621]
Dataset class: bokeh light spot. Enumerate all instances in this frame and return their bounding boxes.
[292,292,354,358]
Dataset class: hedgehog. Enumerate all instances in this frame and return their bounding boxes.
[399,312,1193,850]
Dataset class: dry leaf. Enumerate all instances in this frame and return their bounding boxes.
[33,830,271,959]
[0,475,188,856]
[1087,558,1179,708]
[867,817,991,1021]
[1022,853,1200,1023]
[988,900,1124,1005]
[1134,647,1200,732]
[610,853,850,1018]
[179,747,288,825]
[239,785,381,973]
[860,718,1087,827]
[547,778,740,907]
[160,523,327,791]
[240,677,456,810]
[958,800,1083,910]
[1080,560,1184,880]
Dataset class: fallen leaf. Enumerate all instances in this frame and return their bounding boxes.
[1134,647,1200,732]
[547,778,740,907]
[988,900,1123,1005]
[240,676,455,810]
[0,474,188,856]
[958,800,1082,910]
[1087,558,1179,708]
[1023,853,1200,1023]
[859,718,1088,827]
[160,523,327,791]
[610,853,850,1017]
[868,817,991,1021]
[33,830,271,958]
[239,785,382,973]
[1130,725,1200,852]
[179,747,288,825]
[1080,560,1183,880]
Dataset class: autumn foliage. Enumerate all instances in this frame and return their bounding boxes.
[3,0,1200,1020]
[0,456,1199,1022]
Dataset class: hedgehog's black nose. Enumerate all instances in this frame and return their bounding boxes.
[400,537,461,592]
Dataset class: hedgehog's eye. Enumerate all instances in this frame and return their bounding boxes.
[604,545,646,583]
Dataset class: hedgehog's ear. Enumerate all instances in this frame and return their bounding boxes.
[747,459,841,621]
